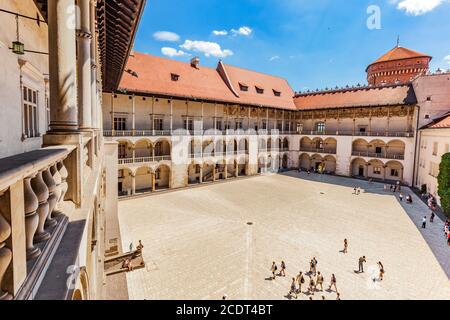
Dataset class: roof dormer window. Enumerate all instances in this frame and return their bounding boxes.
[171,73,180,81]
[239,83,248,91]
[255,86,264,94]
[273,89,281,97]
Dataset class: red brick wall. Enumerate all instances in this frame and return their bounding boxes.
[367,57,430,86]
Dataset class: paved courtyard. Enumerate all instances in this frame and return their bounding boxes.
[117,172,450,300]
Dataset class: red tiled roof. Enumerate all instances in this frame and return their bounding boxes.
[118,52,296,110]
[294,85,417,110]
[370,46,431,65]
[423,113,450,129]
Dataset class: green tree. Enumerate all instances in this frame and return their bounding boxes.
[437,153,450,215]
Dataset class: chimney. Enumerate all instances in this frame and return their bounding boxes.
[190,56,200,69]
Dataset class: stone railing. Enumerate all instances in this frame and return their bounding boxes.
[104,129,300,137]
[118,155,172,165]
[351,151,405,160]
[0,146,76,300]
[300,147,337,154]
[299,130,414,138]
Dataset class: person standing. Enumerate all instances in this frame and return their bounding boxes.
[316,271,324,291]
[399,193,403,202]
[357,187,361,195]
[377,261,385,281]
[129,242,134,252]
[343,238,348,253]
[296,271,305,293]
[328,274,337,292]
[396,181,401,191]
[280,260,286,277]
[271,261,277,280]
[422,216,427,229]
[289,277,298,299]
[336,292,341,300]
[358,256,366,273]
[430,212,435,223]
[309,276,316,295]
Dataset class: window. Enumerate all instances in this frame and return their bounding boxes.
[277,122,282,131]
[284,122,290,132]
[375,147,382,154]
[390,169,399,177]
[315,122,325,133]
[235,121,243,129]
[429,162,439,178]
[114,117,126,131]
[23,86,39,138]
[358,126,367,133]
[273,89,281,97]
[154,118,163,131]
[239,83,248,91]
[432,142,438,156]
[184,119,193,131]
[171,73,180,81]
[374,167,381,175]
[262,121,267,130]
[255,86,264,94]
[426,96,432,101]
[215,120,222,131]
[118,144,127,159]
[297,123,303,133]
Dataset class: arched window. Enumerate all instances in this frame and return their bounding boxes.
[315,122,325,134]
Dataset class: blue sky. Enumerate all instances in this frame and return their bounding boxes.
[133,0,450,92]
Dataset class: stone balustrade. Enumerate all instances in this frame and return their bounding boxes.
[0,145,76,299]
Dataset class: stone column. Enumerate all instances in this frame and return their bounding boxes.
[48,0,79,132]
[152,174,156,191]
[224,163,228,179]
[90,0,98,129]
[131,174,136,195]
[132,95,136,135]
[77,0,93,130]
[235,162,239,177]
[199,166,203,184]
[0,200,13,300]
[42,168,58,228]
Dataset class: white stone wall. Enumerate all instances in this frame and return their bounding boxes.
[416,128,450,206]
[0,0,49,158]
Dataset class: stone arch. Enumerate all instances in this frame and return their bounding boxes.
[323,137,337,153]
[367,158,385,180]
[299,153,311,170]
[352,138,370,154]
[188,161,202,184]
[134,138,153,158]
[155,164,171,189]
[155,139,171,158]
[351,157,367,177]
[323,155,337,173]
[386,139,406,159]
[282,138,289,150]
[300,137,312,151]
[135,166,154,193]
[118,167,133,196]
[385,160,404,181]
[189,138,202,156]
[258,137,267,152]
[238,138,249,154]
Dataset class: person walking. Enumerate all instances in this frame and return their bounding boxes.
[310,257,318,275]
[336,292,341,300]
[289,277,298,299]
[399,193,403,202]
[280,260,286,277]
[296,271,305,293]
[353,187,357,194]
[316,271,324,291]
[271,261,277,280]
[396,181,401,191]
[358,256,366,273]
[343,238,348,253]
[430,212,435,223]
[422,216,427,229]
[328,274,337,292]
[377,261,385,281]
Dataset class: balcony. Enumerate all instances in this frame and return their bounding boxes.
[118,155,171,165]
[299,130,413,138]
[104,129,301,137]
[0,146,77,299]
[300,147,337,154]
[351,151,404,160]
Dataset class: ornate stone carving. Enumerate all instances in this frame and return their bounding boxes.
[31,172,50,243]
[57,161,68,203]
[42,168,58,228]
[0,201,13,300]
[24,177,41,260]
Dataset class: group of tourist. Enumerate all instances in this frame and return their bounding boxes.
[122,240,144,272]
[269,238,387,300]
[445,220,450,245]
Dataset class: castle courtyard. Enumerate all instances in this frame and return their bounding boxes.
[118,173,450,300]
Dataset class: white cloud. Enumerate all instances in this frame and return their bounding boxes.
[444,55,450,64]
[212,30,228,36]
[269,55,280,62]
[180,40,233,58]
[231,26,253,36]
[153,31,180,42]
[390,0,448,16]
[161,47,187,57]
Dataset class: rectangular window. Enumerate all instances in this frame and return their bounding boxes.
[375,147,382,154]
[215,120,222,131]
[284,122,290,132]
[235,121,243,129]
[183,119,193,131]
[262,121,267,130]
[429,162,439,178]
[432,142,438,156]
[118,144,127,159]
[273,89,281,97]
[154,118,164,131]
[114,117,126,131]
[374,167,381,175]
[390,169,399,177]
[277,121,282,131]
[23,86,39,138]
[255,86,264,94]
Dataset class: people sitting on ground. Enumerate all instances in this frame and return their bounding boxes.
[122,258,134,272]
